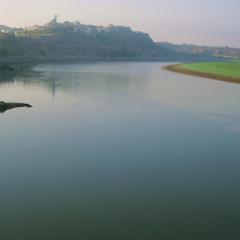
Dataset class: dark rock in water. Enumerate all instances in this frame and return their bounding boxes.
[0,101,32,113]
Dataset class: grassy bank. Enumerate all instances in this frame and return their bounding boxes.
[165,61,240,83]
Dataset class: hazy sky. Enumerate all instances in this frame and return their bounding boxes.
[1,0,239,47]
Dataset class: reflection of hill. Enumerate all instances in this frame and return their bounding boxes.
[0,65,146,103]
[33,70,140,104]
[0,69,37,84]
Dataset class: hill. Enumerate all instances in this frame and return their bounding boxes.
[158,42,240,59]
[0,17,238,64]
[0,17,172,63]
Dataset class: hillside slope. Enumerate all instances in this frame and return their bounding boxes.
[0,18,232,63]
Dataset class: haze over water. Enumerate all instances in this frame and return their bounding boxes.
[0,62,240,239]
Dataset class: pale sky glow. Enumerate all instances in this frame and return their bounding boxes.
[1,0,239,47]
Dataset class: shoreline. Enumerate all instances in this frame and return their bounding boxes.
[164,64,240,84]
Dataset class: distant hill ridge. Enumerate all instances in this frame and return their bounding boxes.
[0,17,239,63]
[158,42,240,60]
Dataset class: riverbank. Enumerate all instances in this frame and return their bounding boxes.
[164,62,240,84]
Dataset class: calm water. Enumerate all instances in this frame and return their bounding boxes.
[0,62,240,239]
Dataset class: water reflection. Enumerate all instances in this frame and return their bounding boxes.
[1,62,240,117]
[0,62,240,239]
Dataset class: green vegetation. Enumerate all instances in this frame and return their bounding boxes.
[0,17,226,63]
[1,17,240,64]
[181,62,240,79]
[0,17,166,62]
[166,61,240,83]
